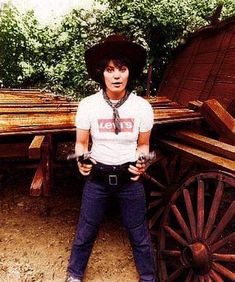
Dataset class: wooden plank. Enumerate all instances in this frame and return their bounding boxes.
[0,103,78,107]
[188,100,203,111]
[30,163,43,196]
[173,130,235,160]
[29,135,45,159]
[0,99,73,104]
[143,96,172,103]
[158,138,235,173]
[154,117,203,125]
[153,110,201,120]
[0,127,76,136]
[154,108,197,113]
[0,93,72,103]
[200,99,235,144]
[0,107,77,113]
[0,112,76,128]
[0,120,75,130]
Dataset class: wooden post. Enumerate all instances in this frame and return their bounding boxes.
[41,134,53,196]
[29,135,45,196]
[29,135,45,159]
[30,164,43,196]
[29,134,54,196]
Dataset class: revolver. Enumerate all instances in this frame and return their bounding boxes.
[67,152,93,165]
[136,151,156,164]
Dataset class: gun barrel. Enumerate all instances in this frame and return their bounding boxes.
[67,153,78,160]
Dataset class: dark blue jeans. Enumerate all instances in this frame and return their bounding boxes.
[67,179,156,282]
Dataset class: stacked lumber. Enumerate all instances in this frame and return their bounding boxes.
[144,96,202,124]
[0,91,203,136]
[0,89,79,196]
[0,89,78,135]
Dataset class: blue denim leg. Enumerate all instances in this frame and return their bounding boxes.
[118,181,156,282]
[67,179,109,279]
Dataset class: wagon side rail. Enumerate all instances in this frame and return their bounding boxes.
[154,98,235,174]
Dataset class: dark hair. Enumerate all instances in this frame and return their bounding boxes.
[95,54,134,91]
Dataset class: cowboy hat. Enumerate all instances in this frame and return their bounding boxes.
[85,34,147,82]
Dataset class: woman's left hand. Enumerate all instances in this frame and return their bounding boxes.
[128,159,146,181]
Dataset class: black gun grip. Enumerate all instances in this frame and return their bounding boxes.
[78,154,93,165]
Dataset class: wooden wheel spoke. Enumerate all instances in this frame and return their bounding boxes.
[211,232,235,252]
[160,159,171,185]
[161,249,181,258]
[150,191,162,197]
[207,201,235,245]
[183,189,197,240]
[170,154,181,182]
[159,259,167,281]
[149,207,164,229]
[209,270,223,282]
[185,270,193,282]
[167,266,186,282]
[212,253,235,262]
[171,204,191,242]
[197,178,204,238]
[212,262,235,281]
[148,199,162,209]
[164,225,188,246]
[143,172,166,190]
[204,275,213,282]
[199,276,205,282]
[203,180,224,239]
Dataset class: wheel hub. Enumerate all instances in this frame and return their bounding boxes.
[182,242,211,274]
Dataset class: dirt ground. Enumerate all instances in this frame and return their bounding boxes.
[0,164,141,282]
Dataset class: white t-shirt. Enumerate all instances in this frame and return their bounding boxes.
[75,90,153,165]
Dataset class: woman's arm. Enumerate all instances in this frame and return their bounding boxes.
[75,128,93,176]
[136,130,151,158]
[75,128,90,156]
[128,130,151,181]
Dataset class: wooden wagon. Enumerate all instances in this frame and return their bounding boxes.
[144,16,235,281]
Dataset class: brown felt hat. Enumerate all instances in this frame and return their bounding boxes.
[85,34,147,82]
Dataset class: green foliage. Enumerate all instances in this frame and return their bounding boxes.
[99,0,235,83]
[0,4,25,86]
[0,0,234,97]
[88,0,235,93]
[42,8,111,97]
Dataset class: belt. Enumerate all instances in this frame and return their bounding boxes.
[90,161,136,186]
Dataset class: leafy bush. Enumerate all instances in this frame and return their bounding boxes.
[0,0,234,98]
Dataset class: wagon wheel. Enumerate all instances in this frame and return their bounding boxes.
[144,152,198,236]
[159,170,235,282]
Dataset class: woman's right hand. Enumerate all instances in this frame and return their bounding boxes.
[77,157,96,176]
[77,162,93,176]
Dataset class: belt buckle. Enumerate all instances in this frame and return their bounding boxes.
[109,174,118,186]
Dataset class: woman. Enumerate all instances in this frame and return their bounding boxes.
[66,34,156,282]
